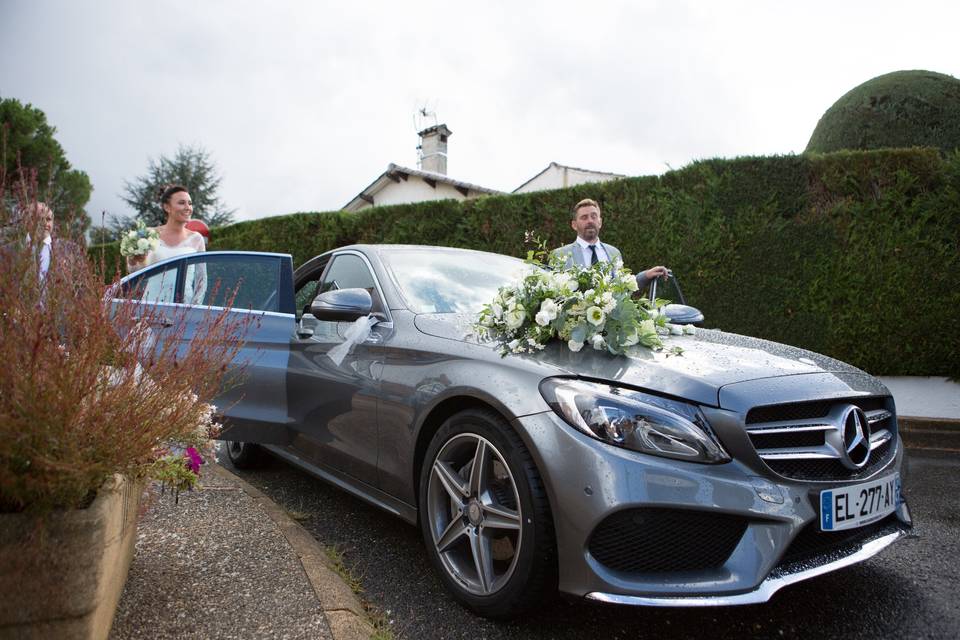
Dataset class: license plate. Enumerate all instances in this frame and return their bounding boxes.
[820,473,900,531]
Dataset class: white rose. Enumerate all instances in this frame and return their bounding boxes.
[535,310,551,326]
[539,298,558,320]
[586,306,605,326]
[683,324,696,335]
[591,334,606,350]
[624,276,639,292]
[567,339,584,352]
[127,230,137,239]
[669,323,683,335]
[504,307,526,329]
[491,302,503,319]
[137,238,149,251]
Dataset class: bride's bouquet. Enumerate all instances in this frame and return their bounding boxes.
[119,218,160,257]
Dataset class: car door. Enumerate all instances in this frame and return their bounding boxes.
[286,250,391,486]
[117,251,296,445]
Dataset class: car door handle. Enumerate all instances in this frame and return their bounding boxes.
[133,316,174,328]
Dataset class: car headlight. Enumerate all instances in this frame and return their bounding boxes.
[539,378,730,464]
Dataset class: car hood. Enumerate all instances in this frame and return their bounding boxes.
[413,313,872,407]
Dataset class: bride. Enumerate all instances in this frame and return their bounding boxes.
[127,184,207,303]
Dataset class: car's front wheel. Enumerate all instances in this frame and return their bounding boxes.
[419,408,556,618]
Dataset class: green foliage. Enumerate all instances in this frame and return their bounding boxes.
[806,70,960,154]
[114,144,236,234]
[0,97,93,239]
[90,149,960,377]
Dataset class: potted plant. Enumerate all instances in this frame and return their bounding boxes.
[0,188,243,639]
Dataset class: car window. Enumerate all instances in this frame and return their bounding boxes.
[186,255,282,312]
[126,266,178,304]
[317,254,385,316]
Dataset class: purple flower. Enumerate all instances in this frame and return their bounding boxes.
[184,447,204,474]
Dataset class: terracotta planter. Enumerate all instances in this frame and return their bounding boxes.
[0,474,143,640]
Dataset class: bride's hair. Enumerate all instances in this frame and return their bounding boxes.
[158,184,188,205]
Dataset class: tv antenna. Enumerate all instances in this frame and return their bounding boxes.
[413,101,439,132]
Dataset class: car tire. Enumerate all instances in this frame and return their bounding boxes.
[224,440,263,469]
[419,408,557,618]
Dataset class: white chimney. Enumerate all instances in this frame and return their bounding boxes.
[417,124,452,175]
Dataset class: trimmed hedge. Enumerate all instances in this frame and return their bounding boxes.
[93,148,960,377]
[806,70,960,154]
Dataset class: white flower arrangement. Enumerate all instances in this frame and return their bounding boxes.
[477,254,685,356]
[119,218,160,257]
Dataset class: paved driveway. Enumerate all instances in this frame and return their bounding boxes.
[221,449,959,640]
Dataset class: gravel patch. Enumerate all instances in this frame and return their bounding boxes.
[110,474,331,640]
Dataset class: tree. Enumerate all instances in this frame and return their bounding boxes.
[1,97,93,240]
[117,145,236,232]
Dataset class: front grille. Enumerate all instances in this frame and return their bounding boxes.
[588,508,747,574]
[746,401,833,424]
[764,438,895,481]
[779,513,901,567]
[745,396,897,482]
[746,397,887,425]
[750,429,826,449]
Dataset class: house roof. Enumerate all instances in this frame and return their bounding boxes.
[343,163,504,211]
[511,161,628,193]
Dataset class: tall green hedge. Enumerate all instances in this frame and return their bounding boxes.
[93,148,960,377]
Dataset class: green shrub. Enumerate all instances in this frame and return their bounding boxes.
[806,70,960,154]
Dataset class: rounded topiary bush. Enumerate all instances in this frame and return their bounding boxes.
[806,70,960,154]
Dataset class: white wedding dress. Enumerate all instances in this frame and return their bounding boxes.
[137,231,207,304]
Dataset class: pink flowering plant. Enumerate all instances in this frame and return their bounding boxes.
[147,397,222,502]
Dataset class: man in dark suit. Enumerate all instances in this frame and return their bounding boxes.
[550,198,668,290]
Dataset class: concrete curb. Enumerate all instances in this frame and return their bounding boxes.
[899,416,960,453]
[211,464,377,640]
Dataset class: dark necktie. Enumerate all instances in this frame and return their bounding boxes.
[589,244,598,265]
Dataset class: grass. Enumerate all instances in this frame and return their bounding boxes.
[322,545,396,640]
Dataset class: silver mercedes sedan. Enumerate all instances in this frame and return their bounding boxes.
[116,244,912,618]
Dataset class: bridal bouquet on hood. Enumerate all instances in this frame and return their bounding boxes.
[476,253,690,357]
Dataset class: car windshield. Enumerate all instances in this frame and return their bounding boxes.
[381,248,538,314]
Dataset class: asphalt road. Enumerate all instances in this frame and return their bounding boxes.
[220,448,959,640]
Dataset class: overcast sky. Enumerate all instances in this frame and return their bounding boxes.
[2,0,958,225]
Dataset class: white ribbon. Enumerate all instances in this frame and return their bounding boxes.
[328,315,378,366]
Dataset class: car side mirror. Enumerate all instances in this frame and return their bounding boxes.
[648,273,705,326]
[309,288,373,322]
[661,303,705,326]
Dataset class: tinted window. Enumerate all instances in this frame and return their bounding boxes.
[318,254,384,315]
[188,255,281,312]
[382,249,535,314]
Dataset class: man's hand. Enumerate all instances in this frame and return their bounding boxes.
[644,265,670,280]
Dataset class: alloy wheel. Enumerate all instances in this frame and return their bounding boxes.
[425,433,523,596]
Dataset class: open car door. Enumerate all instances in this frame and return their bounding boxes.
[115,251,296,445]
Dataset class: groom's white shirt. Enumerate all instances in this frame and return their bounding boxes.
[575,236,611,265]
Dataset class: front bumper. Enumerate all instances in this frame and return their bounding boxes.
[514,411,911,603]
